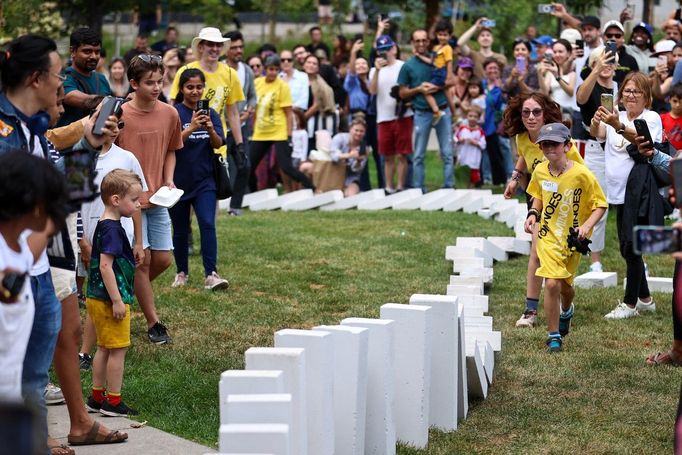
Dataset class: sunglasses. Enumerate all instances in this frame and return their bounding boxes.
[250,64,262,69]
[605,33,623,39]
[521,108,543,118]
[281,58,293,62]
[135,54,162,63]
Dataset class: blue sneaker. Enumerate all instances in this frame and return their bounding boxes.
[546,335,562,353]
[559,304,574,337]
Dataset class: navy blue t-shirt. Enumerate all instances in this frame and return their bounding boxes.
[174,103,225,200]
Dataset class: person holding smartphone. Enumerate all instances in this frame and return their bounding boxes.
[591,71,664,320]
[502,39,539,98]
[169,68,229,291]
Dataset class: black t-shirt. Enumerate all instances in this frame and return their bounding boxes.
[615,48,639,86]
[577,81,615,140]
[307,42,331,60]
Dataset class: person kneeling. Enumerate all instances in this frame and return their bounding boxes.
[524,123,607,353]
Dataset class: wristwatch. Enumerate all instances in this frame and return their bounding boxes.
[616,123,626,135]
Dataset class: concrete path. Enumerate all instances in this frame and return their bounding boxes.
[47,404,215,454]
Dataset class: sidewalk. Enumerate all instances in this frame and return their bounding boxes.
[47,404,215,454]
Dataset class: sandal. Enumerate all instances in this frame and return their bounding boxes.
[645,350,682,366]
[49,442,75,455]
[67,421,128,446]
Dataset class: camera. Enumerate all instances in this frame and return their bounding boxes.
[537,4,554,14]
[480,19,496,28]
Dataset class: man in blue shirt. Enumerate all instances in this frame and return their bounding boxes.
[57,27,111,128]
[398,29,454,191]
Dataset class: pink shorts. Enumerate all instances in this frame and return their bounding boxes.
[378,117,413,156]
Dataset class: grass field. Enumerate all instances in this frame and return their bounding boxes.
[79,152,681,454]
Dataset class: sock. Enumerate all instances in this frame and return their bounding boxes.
[107,392,121,407]
[561,304,574,319]
[526,298,539,312]
[92,387,105,403]
[548,331,561,339]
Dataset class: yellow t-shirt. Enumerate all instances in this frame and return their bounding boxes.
[253,78,292,141]
[516,131,585,174]
[433,44,453,69]
[170,61,245,135]
[527,161,607,284]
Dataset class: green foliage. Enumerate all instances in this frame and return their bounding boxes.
[1,1,65,41]
[170,0,235,29]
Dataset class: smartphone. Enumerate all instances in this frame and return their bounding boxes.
[196,100,209,115]
[575,39,584,49]
[633,226,682,254]
[605,40,618,58]
[671,159,682,208]
[354,33,364,43]
[600,93,614,112]
[543,51,553,63]
[92,96,124,135]
[377,50,388,60]
[634,118,654,149]
[515,56,526,72]
[537,4,554,13]
[658,55,669,67]
[1,271,27,301]
[481,19,496,28]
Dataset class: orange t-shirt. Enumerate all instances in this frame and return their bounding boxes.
[116,101,183,208]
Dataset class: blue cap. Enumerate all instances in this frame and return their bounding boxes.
[376,35,395,50]
[633,22,654,37]
[533,35,554,46]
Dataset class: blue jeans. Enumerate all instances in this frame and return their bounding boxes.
[169,190,218,277]
[499,136,513,179]
[23,271,62,455]
[412,109,454,191]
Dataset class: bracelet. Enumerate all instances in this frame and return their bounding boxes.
[527,208,539,220]
[511,169,522,181]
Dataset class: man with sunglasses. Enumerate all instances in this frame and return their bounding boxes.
[602,20,638,85]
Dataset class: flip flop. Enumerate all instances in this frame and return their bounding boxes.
[645,351,682,366]
[49,443,75,455]
[67,421,128,446]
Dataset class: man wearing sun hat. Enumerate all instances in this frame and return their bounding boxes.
[170,27,245,161]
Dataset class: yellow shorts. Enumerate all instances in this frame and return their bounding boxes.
[86,298,131,349]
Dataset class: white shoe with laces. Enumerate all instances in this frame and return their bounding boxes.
[205,272,229,291]
[604,301,639,320]
[172,272,187,288]
[589,261,603,273]
[635,297,656,313]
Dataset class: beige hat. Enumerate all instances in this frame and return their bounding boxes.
[560,27,581,45]
[191,27,230,58]
[652,39,676,56]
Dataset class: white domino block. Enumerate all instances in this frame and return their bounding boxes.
[445,246,493,265]
[241,188,280,208]
[219,371,285,424]
[219,423,289,455]
[312,325,369,455]
[358,188,423,210]
[447,284,483,296]
[514,220,533,241]
[452,257,487,273]
[449,276,484,294]
[476,208,493,219]
[456,237,508,262]
[487,236,531,256]
[245,348,307,455]
[477,341,495,383]
[574,271,618,289]
[274,330,334,455]
[442,190,473,212]
[464,316,493,331]
[396,189,453,210]
[454,294,489,307]
[419,188,458,211]
[462,196,484,214]
[465,345,488,399]
[282,190,344,211]
[379,304,432,449]
[341,318,396,455]
[320,189,385,211]
[457,305,468,420]
[481,193,507,209]
[250,189,314,211]
[623,276,673,293]
[408,295,458,431]
[459,267,494,284]
[466,328,501,351]
[224,394,294,454]
[489,198,518,215]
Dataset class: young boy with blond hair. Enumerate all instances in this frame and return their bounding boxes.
[85,169,143,416]
[524,123,607,353]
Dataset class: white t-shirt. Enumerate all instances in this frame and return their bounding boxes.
[80,144,148,246]
[291,129,309,161]
[19,123,50,276]
[603,109,662,204]
[0,232,35,402]
[370,60,413,123]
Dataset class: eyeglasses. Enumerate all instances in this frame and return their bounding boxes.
[413,39,429,43]
[605,33,623,39]
[623,89,644,97]
[50,72,67,82]
[135,54,162,63]
[521,108,543,118]
[202,41,224,48]
[281,58,293,62]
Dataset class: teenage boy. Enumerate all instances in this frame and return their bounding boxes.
[116,54,183,344]
[85,170,143,416]
[662,83,682,151]
[457,17,508,79]
[57,27,112,128]
[524,123,607,353]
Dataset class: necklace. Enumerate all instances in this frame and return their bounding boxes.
[548,160,568,178]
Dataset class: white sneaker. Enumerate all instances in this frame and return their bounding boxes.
[204,272,229,291]
[635,297,656,313]
[172,272,187,288]
[604,301,639,320]
[44,383,65,405]
[589,261,603,273]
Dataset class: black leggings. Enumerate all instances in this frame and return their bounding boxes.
[615,204,650,305]
[674,261,682,341]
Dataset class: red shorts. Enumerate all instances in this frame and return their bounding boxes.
[378,117,413,156]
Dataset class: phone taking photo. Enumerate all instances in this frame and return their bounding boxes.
[515,56,527,73]
[600,93,614,112]
[92,96,124,136]
[633,118,654,149]
[605,40,618,59]
[633,226,682,255]
[196,100,209,115]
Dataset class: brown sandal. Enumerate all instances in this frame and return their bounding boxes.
[645,351,682,366]
[67,421,128,446]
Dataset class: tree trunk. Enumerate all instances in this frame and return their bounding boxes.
[643,0,653,23]
[424,0,439,31]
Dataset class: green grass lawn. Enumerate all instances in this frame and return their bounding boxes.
[80,151,681,453]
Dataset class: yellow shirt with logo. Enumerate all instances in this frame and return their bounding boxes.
[527,161,607,284]
[253,78,292,141]
[516,131,585,174]
[433,44,453,69]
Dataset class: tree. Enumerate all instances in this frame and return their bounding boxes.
[1,1,65,41]
[55,0,138,34]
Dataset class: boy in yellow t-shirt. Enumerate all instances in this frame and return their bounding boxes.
[416,19,456,125]
[524,123,607,353]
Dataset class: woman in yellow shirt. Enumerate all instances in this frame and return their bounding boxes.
[502,92,586,330]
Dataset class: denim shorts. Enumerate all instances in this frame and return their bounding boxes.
[141,206,173,251]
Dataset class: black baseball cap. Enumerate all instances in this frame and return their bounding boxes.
[581,16,601,29]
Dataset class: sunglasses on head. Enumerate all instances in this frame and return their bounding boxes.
[135,54,162,63]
